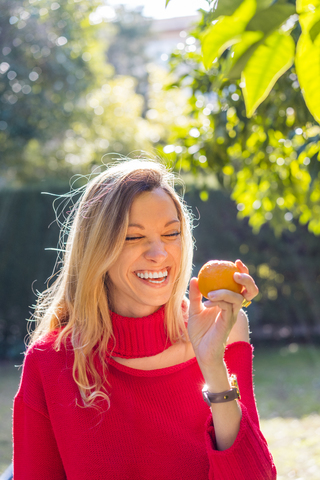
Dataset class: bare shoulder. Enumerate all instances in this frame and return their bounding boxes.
[227,309,250,344]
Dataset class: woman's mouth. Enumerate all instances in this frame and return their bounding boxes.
[135,269,169,284]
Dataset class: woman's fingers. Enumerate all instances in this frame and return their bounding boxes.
[203,299,237,313]
[188,277,204,317]
[234,259,259,301]
[233,272,259,300]
[207,290,244,310]
[235,258,249,274]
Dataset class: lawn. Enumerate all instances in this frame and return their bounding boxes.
[254,343,320,479]
[0,360,21,475]
[1,343,320,477]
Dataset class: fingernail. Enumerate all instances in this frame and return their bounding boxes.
[207,291,216,299]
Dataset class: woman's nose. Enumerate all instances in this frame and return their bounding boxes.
[144,240,168,262]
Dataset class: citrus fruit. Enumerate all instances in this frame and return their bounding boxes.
[197,260,243,299]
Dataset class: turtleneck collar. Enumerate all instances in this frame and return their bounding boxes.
[107,305,172,358]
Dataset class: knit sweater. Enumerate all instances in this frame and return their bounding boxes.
[13,334,276,480]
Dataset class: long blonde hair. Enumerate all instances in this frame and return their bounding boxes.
[30,159,194,406]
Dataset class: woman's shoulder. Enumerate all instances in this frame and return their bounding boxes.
[17,329,73,394]
[15,330,72,414]
[24,329,71,365]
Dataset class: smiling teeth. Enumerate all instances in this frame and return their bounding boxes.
[136,270,168,279]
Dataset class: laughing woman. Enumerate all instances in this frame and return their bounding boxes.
[13,159,276,479]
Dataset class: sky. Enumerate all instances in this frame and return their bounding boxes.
[107,0,210,18]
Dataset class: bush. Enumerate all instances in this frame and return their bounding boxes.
[0,186,63,358]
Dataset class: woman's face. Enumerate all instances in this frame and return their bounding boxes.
[108,187,182,317]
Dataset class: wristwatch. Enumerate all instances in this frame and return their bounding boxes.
[202,375,240,406]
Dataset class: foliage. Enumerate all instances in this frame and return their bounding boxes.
[0,0,103,181]
[142,63,198,149]
[167,0,320,122]
[200,0,297,116]
[161,0,320,235]
[0,0,155,185]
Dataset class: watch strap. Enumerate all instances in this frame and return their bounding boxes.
[202,375,240,405]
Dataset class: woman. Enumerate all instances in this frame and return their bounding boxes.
[13,159,276,479]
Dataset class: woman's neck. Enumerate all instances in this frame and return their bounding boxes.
[112,340,195,370]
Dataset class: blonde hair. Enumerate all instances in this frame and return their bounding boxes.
[29,159,194,407]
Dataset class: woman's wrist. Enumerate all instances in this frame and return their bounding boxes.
[200,360,232,393]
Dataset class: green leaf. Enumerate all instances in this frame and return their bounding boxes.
[299,7,320,32]
[309,18,320,41]
[227,31,264,80]
[256,0,276,10]
[201,0,256,69]
[212,31,264,88]
[242,31,295,117]
[201,20,243,70]
[246,2,296,35]
[165,0,171,6]
[296,32,320,123]
[297,0,320,14]
[211,0,244,19]
[220,0,297,82]
[211,0,274,19]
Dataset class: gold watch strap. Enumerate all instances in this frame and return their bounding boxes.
[241,299,251,308]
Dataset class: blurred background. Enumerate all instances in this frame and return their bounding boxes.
[0,0,319,478]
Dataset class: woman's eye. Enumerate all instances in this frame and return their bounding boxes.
[164,232,181,238]
[125,232,181,241]
[125,236,143,241]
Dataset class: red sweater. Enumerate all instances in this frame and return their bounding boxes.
[13,336,276,479]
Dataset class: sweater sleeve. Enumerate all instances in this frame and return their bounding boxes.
[204,341,277,480]
[12,342,66,480]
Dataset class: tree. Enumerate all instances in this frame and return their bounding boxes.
[0,0,155,185]
[164,0,320,235]
[106,5,152,100]
[0,0,101,181]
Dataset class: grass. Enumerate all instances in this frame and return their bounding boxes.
[0,360,21,475]
[254,343,320,480]
[1,344,320,477]
[253,343,320,419]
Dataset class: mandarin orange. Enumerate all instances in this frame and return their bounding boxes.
[197,260,243,299]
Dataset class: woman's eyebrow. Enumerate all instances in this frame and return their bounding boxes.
[128,219,180,229]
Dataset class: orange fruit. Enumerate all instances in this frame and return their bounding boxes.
[198,260,242,299]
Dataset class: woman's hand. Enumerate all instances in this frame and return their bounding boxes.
[187,259,258,380]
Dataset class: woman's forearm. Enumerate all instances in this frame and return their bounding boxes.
[202,362,242,451]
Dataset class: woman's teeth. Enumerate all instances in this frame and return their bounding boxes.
[136,270,168,283]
